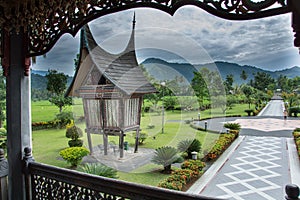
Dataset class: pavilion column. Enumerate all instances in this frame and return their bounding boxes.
[134,129,139,153]
[5,30,32,200]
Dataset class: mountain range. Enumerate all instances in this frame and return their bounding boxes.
[141,58,300,85]
[31,58,300,90]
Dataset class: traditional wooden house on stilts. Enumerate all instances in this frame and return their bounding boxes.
[66,14,156,158]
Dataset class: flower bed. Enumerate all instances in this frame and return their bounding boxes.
[32,120,59,130]
[293,128,300,159]
[158,160,205,191]
[202,131,238,162]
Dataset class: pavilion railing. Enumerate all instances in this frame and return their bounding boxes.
[22,147,220,200]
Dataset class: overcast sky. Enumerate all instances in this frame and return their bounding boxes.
[32,6,300,76]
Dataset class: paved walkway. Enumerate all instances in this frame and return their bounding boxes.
[81,100,300,199]
[188,100,300,199]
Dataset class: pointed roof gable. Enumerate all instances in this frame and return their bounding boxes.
[67,14,156,97]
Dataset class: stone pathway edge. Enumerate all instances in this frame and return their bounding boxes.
[187,136,245,194]
[287,138,300,186]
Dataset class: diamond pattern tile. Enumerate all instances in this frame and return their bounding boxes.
[200,136,289,200]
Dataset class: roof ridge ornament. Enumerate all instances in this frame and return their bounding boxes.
[133,12,136,30]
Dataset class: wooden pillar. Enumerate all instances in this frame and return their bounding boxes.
[134,129,139,153]
[103,133,108,155]
[87,132,93,154]
[4,30,32,200]
[119,133,124,158]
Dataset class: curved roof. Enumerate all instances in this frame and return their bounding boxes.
[67,15,156,97]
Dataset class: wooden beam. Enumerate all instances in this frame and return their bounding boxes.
[6,30,32,200]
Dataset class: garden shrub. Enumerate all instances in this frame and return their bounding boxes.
[203,133,236,161]
[55,111,74,128]
[59,147,89,167]
[177,139,202,159]
[181,159,206,176]
[65,120,75,130]
[294,128,300,132]
[293,132,300,139]
[293,129,300,159]
[68,139,83,147]
[244,109,253,116]
[32,120,59,130]
[66,125,83,147]
[158,169,194,191]
[66,126,83,139]
[224,123,241,130]
[151,146,182,173]
[158,161,205,191]
[289,107,300,117]
[133,132,148,144]
[158,179,183,191]
[78,163,118,179]
[0,138,6,151]
[0,128,6,136]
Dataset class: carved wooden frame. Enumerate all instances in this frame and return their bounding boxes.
[0,0,292,57]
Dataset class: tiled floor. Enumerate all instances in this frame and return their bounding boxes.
[228,118,300,132]
[200,136,290,200]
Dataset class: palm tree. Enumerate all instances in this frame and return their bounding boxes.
[177,139,201,159]
[78,163,118,179]
[151,146,182,173]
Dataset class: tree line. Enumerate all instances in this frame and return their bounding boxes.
[142,67,300,115]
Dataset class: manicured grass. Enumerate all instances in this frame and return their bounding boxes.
[118,170,170,186]
[32,128,70,168]
[31,99,83,122]
[31,100,253,187]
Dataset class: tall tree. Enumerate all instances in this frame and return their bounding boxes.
[46,70,72,113]
[252,72,275,91]
[277,75,289,92]
[224,74,234,94]
[191,69,208,108]
[241,85,254,109]
[240,70,247,81]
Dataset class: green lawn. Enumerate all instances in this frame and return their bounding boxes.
[31,100,254,186]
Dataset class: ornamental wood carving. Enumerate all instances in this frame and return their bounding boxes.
[32,175,126,200]
[0,0,290,57]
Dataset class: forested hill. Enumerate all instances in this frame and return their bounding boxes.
[141,58,300,85]
[31,59,300,90]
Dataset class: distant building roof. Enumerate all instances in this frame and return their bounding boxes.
[67,14,156,97]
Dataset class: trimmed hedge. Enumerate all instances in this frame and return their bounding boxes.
[293,129,300,159]
[289,107,300,117]
[59,147,89,167]
[158,159,205,191]
[32,120,59,130]
[202,132,238,161]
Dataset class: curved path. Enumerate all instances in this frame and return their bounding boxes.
[188,100,300,200]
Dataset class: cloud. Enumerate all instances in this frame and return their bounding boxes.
[32,7,299,75]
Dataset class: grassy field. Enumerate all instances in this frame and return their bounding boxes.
[31,100,254,186]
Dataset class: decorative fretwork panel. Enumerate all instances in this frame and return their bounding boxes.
[0,0,290,57]
[32,175,126,200]
[27,162,218,200]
